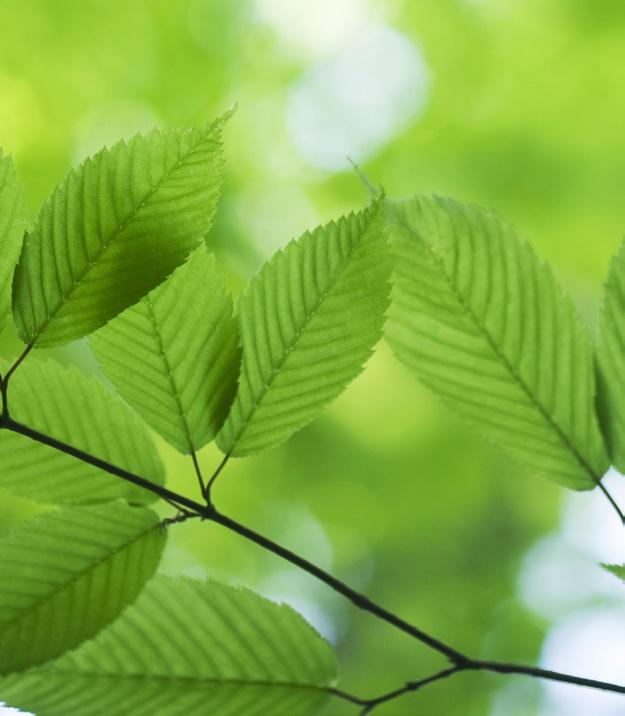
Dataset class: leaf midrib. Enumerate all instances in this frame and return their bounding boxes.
[144,296,195,453]
[30,128,215,345]
[32,670,334,694]
[396,211,601,483]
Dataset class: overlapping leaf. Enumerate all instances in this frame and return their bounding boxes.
[0,504,165,675]
[217,199,390,456]
[386,195,608,489]
[0,576,338,716]
[0,358,164,504]
[91,247,240,454]
[596,239,625,471]
[0,151,27,334]
[13,114,231,347]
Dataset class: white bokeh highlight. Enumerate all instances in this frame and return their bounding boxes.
[254,0,377,59]
[539,608,625,716]
[286,26,429,170]
[499,469,625,715]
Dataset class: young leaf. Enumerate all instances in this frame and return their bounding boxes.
[604,563,625,582]
[596,240,625,471]
[386,195,608,490]
[0,151,27,334]
[0,576,338,716]
[91,247,240,454]
[0,504,165,675]
[0,357,164,504]
[13,113,231,348]
[217,198,390,456]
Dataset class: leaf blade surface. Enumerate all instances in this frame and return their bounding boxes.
[386,195,607,489]
[13,115,230,347]
[0,503,165,675]
[91,247,240,454]
[0,151,27,334]
[218,199,390,456]
[0,357,164,504]
[0,576,338,716]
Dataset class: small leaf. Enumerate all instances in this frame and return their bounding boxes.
[91,247,240,454]
[217,198,390,456]
[0,576,338,716]
[596,240,625,471]
[603,563,625,582]
[386,195,608,490]
[0,504,165,675]
[0,151,27,334]
[0,357,164,504]
[13,113,231,347]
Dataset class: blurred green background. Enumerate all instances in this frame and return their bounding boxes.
[2,1,625,714]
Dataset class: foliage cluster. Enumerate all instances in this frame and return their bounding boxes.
[2,114,625,714]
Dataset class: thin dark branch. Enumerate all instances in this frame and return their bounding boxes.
[357,666,464,715]
[3,417,203,513]
[469,659,625,693]
[6,417,625,704]
[3,416,464,662]
[209,509,467,662]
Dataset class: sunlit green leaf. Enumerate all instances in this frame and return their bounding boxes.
[217,198,390,456]
[0,357,164,504]
[0,151,27,335]
[386,195,607,489]
[13,114,231,347]
[91,247,240,455]
[596,239,625,471]
[0,576,338,716]
[0,504,165,675]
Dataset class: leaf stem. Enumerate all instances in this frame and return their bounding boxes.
[594,476,625,524]
[190,449,206,497]
[203,452,230,504]
[3,343,34,388]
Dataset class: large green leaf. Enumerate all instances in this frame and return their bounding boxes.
[0,151,27,334]
[0,576,338,716]
[0,357,164,504]
[596,239,625,471]
[0,503,165,675]
[217,199,390,456]
[91,247,240,455]
[12,114,230,348]
[386,195,608,489]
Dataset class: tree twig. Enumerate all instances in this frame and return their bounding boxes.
[4,416,625,711]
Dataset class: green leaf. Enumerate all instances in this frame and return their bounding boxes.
[217,198,390,456]
[0,503,165,675]
[13,113,231,348]
[0,357,164,504]
[386,195,608,490]
[0,151,27,334]
[0,576,338,716]
[604,564,625,584]
[91,247,240,454]
[596,239,625,471]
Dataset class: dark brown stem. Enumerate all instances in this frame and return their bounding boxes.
[4,417,625,710]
